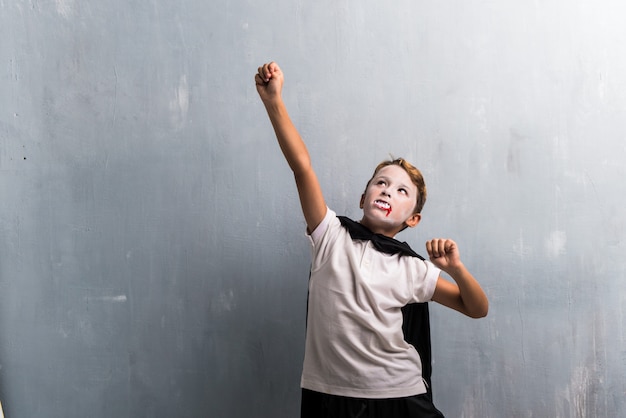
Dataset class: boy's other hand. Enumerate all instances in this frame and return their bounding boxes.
[255,62,283,103]
[426,238,462,272]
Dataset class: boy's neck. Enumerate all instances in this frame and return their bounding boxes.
[358,218,403,238]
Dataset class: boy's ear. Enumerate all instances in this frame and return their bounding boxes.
[359,194,365,209]
[405,213,422,228]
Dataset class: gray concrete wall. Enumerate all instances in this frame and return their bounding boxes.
[1,1,625,417]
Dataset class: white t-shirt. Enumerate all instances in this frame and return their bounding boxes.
[301,208,441,399]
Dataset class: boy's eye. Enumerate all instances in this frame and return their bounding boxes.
[399,188,407,195]
[377,180,386,186]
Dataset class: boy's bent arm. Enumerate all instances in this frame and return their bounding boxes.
[431,266,488,318]
[427,238,489,318]
[256,62,327,232]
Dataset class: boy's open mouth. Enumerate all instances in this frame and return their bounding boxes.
[374,200,392,216]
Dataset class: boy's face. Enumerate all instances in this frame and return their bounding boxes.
[359,165,421,235]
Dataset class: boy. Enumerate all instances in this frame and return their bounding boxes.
[255,62,488,418]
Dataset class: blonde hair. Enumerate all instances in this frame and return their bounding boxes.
[364,158,427,214]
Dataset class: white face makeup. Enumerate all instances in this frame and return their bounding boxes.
[360,165,420,235]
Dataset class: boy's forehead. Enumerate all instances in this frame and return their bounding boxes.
[374,165,415,186]
[376,165,408,178]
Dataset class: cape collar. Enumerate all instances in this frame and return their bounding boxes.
[338,216,424,260]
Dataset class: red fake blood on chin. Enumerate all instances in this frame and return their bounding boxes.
[385,207,392,217]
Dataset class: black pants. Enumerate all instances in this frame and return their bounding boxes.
[301,389,445,418]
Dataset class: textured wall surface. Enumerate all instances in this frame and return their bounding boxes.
[1,1,625,417]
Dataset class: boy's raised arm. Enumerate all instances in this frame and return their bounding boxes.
[255,62,327,233]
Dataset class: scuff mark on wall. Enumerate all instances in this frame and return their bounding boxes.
[513,228,532,259]
[211,289,237,315]
[507,128,525,175]
[84,295,128,303]
[561,365,602,418]
[170,75,190,130]
[545,230,567,258]
[55,0,76,19]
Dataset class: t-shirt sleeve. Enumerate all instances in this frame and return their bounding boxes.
[411,259,441,303]
[307,206,334,245]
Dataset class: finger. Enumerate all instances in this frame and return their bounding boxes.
[258,65,268,82]
[262,63,274,81]
[268,61,279,74]
[254,73,265,86]
[425,240,437,258]
[444,239,457,255]
[261,64,269,80]
[267,62,282,80]
[436,238,448,256]
[427,239,445,258]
